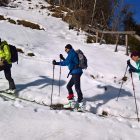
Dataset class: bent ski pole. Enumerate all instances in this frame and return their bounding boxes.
[116,65,128,101]
[130,72,139,122]
[50,64,55,106]
[58,58,62,96]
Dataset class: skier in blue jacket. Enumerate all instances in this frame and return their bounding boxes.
[52,44,83,110]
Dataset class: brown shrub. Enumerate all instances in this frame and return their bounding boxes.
[40,5,47,9]
[86,35,96,43]
[16,48,24,54]
[55,6,70,13]
[47,5,55,11]
[27,53,35,57]
[7,18,16,24]
[52,12,64,18]
[63,12,79,28]
[17,20,43,30]
[0,15,6,20]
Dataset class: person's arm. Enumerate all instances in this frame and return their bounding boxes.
[58,54,71,66]
[129,67,140,73]
[127,60,140,73]
[52,55,70,66]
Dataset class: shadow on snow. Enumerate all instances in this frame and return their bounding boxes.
[16,75,66,93]
[84,84,132,114]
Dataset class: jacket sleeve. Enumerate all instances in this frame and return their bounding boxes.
[129,63,140,73]
[57,54,71,66]
[3,45,11,62]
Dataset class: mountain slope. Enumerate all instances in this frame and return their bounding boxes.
[0,0,140,140]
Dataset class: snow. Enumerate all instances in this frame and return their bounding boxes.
[0,0,140,140]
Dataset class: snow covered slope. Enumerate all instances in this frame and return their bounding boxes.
[0,0,140,140]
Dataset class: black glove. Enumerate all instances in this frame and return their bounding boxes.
[60,54,65,60]
[127,59,131,66]
[52,60,57,65]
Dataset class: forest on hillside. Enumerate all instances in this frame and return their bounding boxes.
[46,0,140,32]
[1,0,140,52]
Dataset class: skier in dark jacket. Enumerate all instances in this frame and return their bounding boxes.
[0,38,16,93]
[52,44,83,110]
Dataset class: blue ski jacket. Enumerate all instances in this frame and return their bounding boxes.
[57,49,83,75]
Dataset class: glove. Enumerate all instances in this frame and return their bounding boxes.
[129,68,135,73]
[52,60,57,65]
[127,59,131,66]
[60,54,65,60]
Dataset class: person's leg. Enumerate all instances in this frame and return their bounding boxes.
[74,74,83,103]
[66,75,75,100]
[4,64,16,90]
[63,76,75,108]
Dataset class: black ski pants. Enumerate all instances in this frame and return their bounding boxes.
[67,74,83,103]
[3,63,16,90]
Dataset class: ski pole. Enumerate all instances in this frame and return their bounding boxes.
[130,72,140,122]
[58,58,61,96]
[50,64,55,106]
[116,65,128,101]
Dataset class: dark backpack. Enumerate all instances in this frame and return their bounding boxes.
[9,44,18,63]
[67,49,88,78]
[76,49,88,69]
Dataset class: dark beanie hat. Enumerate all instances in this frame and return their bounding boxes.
[65,44,72,49]
[131,51,140,58]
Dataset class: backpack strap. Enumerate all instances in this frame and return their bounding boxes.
[0,43,4,50]
[67,64,79,78]
[67,71,71,78]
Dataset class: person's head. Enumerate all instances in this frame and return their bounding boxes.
[0,38,1,43]
[131,51,140,62]
[65,44,72,53]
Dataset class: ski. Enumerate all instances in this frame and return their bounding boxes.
[0,92,107,115]
[42,102,85,112]
[0,92,138,121]
[50,104,74,111]
[0,90,36,103]
[0,91,17,100]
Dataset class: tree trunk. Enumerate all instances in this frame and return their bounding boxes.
[115,34,119,52]
[125,34,129,55]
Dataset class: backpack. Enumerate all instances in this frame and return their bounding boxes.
[0,42,18,63]
[9,44,18,63]
[76,49,88,69]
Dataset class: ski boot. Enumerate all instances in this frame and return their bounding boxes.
[74,101,84,112]
[63,99,76,109]
[6,89,16,95]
